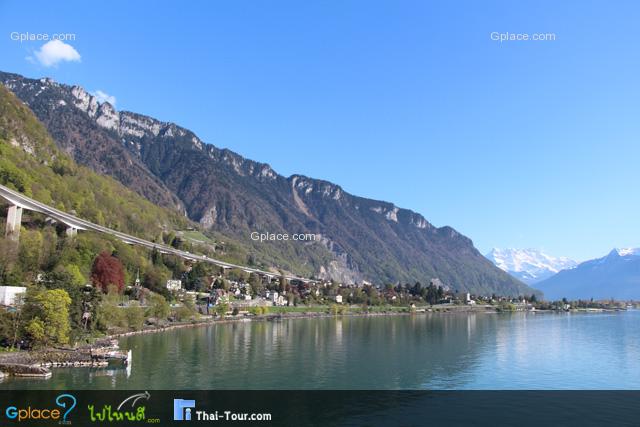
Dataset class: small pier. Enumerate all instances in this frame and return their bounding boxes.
[0,363,52,378]
[0,339,131,380]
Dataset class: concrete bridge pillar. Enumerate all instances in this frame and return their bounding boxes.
[5,204,23,241]
[66,226,78,238]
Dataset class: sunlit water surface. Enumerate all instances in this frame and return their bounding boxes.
[2,311,639,390]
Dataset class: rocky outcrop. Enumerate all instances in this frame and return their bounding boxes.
[0,71,537,296]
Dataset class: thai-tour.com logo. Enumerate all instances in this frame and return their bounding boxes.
[5,393,77,423]
[88,391,159,423]
[173,398,272,422]
[174,399,196,421]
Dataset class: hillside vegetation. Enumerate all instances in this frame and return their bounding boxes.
[0,84,199,290]
[0,72,538,296]
[0,85,188,237]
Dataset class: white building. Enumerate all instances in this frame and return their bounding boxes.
[329,295,343,304]
[268,291,279,303]
[461,292,475,305]
[0,286,26,306]
[166,280,182,292]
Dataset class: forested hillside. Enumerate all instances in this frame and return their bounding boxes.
[0,83,196,290]
[0,72,537,296]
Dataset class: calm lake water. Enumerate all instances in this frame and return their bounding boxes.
[3,311,640,390]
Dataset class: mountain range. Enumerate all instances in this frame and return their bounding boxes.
[535,248,640,300]
[485,248,577,285]
[0,70,537,296]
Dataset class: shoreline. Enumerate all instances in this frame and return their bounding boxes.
[0,305,627,381]
[106,304,501,340]
[0,305,494,378]
[108,304,628,340]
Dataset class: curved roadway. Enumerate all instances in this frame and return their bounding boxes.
[0,184,314,283]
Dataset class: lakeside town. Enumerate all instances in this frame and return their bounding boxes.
[0,254,636,382]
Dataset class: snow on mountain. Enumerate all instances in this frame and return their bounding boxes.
[485,248,577,285]
[614,248,640,257]
[536,247,640,300]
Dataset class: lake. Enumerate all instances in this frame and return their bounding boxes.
[2,310,639,390]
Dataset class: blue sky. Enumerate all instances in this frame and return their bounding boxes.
[1,0,639,262]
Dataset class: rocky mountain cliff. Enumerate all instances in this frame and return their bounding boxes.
[0,74,183,212]
[0,71,537,296]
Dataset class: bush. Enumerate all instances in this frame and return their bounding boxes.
[25,318,46,347]
[124,302,145,331]
[173,304,197,322]
[497,301,516,312]
[22,288,72,346]
[329,304,346,315]
[96,286,127,331]
[146,293,170,320]
[215,303,229,318]
[249,306,269,316]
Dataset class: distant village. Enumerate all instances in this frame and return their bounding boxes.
[126,272,545,315]
[1,268,633,316]
[169,273,634,314]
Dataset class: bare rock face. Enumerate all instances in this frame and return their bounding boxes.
[0,71,537,296]
[200,206,218,229]
[1,72,184,212]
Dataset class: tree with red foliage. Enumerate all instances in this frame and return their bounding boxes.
[91,251,125,293]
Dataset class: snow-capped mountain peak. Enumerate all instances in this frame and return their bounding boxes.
[485,248,577,285]
[614,247,640,257]
[536,246,640,300]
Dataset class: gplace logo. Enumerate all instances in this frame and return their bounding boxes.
[174,399,196,421]
[5,393,77,423]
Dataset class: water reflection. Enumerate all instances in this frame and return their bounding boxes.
[1,311,639,390]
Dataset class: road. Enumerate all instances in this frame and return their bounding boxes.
[0,184,314,283]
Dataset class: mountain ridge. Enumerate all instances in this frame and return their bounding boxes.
[535,247,640,300]
[486,248,577,284]
[0,70,537,296]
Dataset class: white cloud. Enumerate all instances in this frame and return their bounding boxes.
[33,40,81,67]
[92,90,117,106]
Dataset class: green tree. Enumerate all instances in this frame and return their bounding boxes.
[0,237,19,284]
[24,288,72,345]
[164,231,176,246]
[248,273,265,296]
[227,269,248,282]
[173,304,196,322]
[146,293,170,320]
[124,302,145,331]
[0,309,21,348]
[96,285,126,331]
[25,318,45,346]
[143,265,172,298]
[39,271,101,334]
[279,274,289,293]
[497,301,516,312]
[0,158,29,191]
[62,264,87,286]
[215,303,229,318]
[213,277,229,291]
[18,229,44,274]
